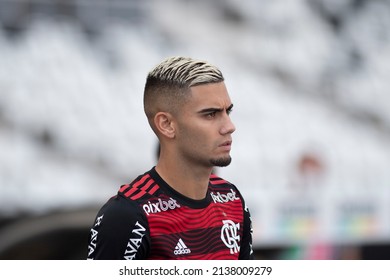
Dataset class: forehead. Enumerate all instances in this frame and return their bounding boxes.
[186,82,232,108]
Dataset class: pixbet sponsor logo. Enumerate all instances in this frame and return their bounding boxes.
[210,189,239,204]
[142,198,180,215]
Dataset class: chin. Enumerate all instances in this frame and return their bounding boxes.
[210,156,232,167]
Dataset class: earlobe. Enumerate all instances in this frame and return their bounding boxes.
[154,112,176,139]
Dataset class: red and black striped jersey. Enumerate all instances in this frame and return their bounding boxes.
[87,167,253,260]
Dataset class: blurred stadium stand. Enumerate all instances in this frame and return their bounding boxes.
[1,0,390,259]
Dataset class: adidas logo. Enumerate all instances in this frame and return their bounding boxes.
[174,238,191,255]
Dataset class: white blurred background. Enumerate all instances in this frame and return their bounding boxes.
[0,0,390,259]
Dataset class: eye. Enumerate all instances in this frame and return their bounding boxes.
[205,111,217,119]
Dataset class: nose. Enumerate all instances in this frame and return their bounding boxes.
[220,114,236,135]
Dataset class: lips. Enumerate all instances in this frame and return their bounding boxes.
[220,140,232,147]
[219,140,232,151]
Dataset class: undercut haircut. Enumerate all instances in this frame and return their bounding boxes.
[143,56,224,128]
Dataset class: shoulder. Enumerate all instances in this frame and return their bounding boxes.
[209,173,239,191]
[96,168,164,222]
[118,171,160,201]
[96,168,163,222]
[94,194,146,228]
[209,173,245,201]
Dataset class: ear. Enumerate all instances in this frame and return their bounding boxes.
[154,112,176,139]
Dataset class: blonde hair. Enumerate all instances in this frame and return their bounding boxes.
[147,56,224,87]
[143,56,224,122]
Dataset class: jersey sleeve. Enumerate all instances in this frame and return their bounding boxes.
[239,199,254,260]
[87,195,151,260]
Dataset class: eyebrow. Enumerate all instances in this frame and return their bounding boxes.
[197,104,234,114]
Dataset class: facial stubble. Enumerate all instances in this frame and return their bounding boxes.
[210,155,232,167]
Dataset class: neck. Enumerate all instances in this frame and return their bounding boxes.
[155,157,212,200]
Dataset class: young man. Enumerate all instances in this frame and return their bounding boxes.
[87,56,253,260]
